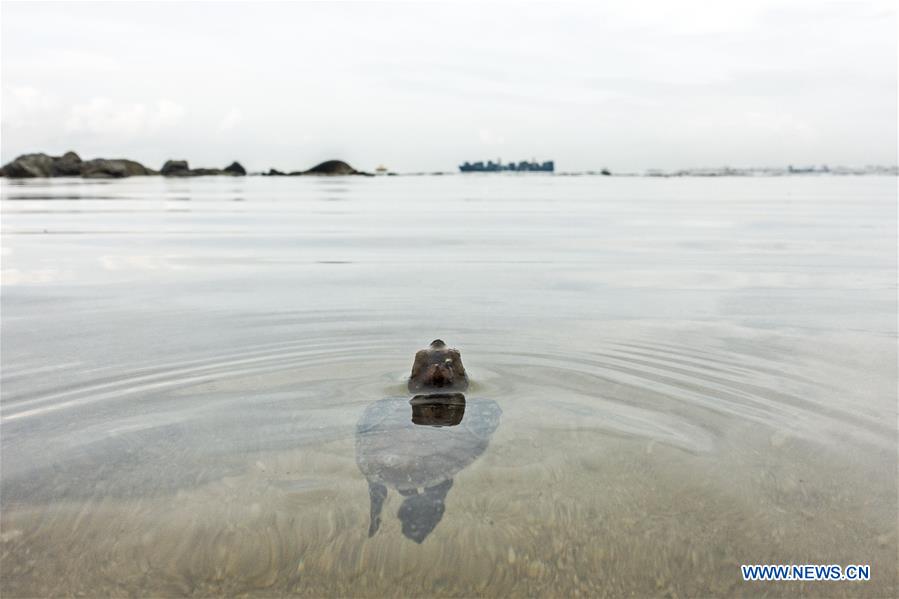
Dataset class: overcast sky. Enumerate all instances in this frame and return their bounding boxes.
[1,1,896,172]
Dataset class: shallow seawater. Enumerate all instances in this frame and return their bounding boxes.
[1,175,895,597]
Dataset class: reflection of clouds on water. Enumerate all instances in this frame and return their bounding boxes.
[100,254,187,272]
[1,268,72,285]
[356,394,501,543]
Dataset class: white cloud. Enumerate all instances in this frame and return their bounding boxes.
[9,49,120,74]
[148,100,186,130]
[218,107,242,132]
[1,86,58,127]
[478,129,505,146]
[64,98,185,136]
[9,86,56,111]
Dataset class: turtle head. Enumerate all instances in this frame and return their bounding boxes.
[408,341,469,392]
[423,361,455,387]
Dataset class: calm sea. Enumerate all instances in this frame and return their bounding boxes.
[1,175,896,596]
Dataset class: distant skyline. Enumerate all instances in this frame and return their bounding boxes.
[2,1,896,172]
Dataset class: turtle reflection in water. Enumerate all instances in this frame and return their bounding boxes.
[355,393,501,543]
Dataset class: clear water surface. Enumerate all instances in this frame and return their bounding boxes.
[1,175,896,596]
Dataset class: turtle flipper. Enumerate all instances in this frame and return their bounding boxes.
[398,479,454,543]
[367,481,388,537]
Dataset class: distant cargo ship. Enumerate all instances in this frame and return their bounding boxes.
[459,159,554,173]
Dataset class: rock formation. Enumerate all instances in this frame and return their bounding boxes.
[223,161,246,176]
[0,152,156,178]
[52,151,84,176]
[160,160,190,176]
[0,151,373,179]
[160,159,246,177]
[0,153,58,178]
[304,160,371,175]
[262,160,372,176]
[81,159,155,178]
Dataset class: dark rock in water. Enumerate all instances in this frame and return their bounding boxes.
[303,160,371,176]
[0,152,155,178]
[81,158,155,178]
[0,153,57,178]
[306,160,357,175]
[161,159,245,177]
[223,161,246,176]
[160,160,191,176]
[261,161,371,176]
[187,168,226,176]
[51,151,83,176]
[408,339,469,392]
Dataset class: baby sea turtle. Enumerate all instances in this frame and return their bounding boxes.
[408,339,469,392]
[355,393,501,543]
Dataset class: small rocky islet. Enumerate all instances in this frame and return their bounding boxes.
[0,151,371,179]
[0,151,156,179]
[263,159,370,177]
